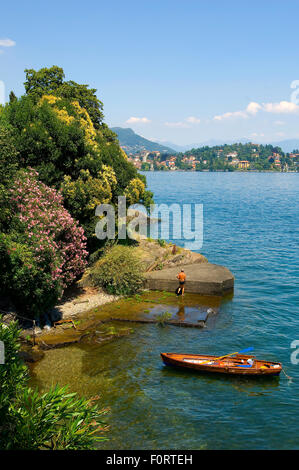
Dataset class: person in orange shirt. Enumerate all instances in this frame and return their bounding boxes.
[177,269,186,296]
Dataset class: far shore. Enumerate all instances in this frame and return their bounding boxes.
[140,169,298,173]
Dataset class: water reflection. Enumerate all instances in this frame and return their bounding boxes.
[160,363,280,398]
[176,305,186,321]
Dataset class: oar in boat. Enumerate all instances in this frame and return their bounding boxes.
[200,347,254,366]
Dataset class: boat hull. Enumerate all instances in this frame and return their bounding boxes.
[161,353,282,377]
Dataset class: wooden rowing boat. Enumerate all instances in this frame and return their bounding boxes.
[160,352,282,376]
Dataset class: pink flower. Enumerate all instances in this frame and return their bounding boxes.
[10,169,88,295]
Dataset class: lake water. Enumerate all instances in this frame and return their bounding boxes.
[31,172,299,450]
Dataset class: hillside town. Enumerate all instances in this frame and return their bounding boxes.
[126,143,299,172]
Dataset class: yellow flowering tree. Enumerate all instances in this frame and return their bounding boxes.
[61,165,117,239]
[1,66,154,250]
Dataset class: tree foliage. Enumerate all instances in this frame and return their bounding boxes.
[24,66,104,128]
[2,71,153,236]
[0,66,153,316]
[88,245,145,295]
[0,169,88,317]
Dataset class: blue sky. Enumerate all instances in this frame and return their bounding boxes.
[1,0,299,145]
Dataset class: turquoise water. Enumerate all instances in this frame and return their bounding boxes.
[134,171,298,449]
[32,172,299,449]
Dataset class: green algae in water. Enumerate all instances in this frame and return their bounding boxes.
[29,293,220,449]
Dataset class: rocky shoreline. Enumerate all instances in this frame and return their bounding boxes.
[1,239,233,358]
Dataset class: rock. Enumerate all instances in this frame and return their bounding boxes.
[145,263,234,296]
[19,347,45,362]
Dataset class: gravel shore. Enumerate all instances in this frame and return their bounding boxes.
[49,286,119,320]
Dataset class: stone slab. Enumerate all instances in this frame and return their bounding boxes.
[144,263,234,296]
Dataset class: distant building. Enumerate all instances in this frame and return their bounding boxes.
[226,152,238,159]
[238,160,250,170]
[229,158,240,166]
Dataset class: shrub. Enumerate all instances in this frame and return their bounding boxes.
[0,169,88,316]
[0,233,62,315]
[89,245,145,295]
[0,319,108,449]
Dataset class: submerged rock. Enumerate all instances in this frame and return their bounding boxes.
[19,347,45,363]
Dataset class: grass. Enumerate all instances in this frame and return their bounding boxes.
[155,311,172,327]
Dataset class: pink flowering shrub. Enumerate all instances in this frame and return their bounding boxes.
[0,169,88,317]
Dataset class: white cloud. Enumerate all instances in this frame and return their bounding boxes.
[186,116,201,124]
[274,120,285,126]
[246,102,262,115]
[263,100,299,114]
[213,102,262,121]
[164,121,190,128]
[164,116,201,127]
[213,110,248,121]
[0,38,16,47]
[126,116,151,124]
[251,132,265,138]
[213,100,299,121]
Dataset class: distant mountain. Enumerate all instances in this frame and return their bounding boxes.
[155,138,251,152]
[111,127,175,154]
[270,139,299,153]
[154,141,188,152]
[156,138,299,154]
[112,128,299,155]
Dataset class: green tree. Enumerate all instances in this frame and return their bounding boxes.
[0,124,19,186]
[24,66,65,98]
[24,66,104,128]
[9,91,17,103]
[1,66,154,250]
[0,125,19,229]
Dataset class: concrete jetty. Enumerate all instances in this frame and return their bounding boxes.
[144,263,234,296]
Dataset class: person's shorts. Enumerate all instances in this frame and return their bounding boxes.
[179,281,185,285]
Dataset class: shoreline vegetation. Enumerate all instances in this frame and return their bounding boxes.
[0,66,154,323]
[0,64,214,449]
[1,238,208,334]
[0,65,230,450]
[0,65,156,449]
[126,142,299,173]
